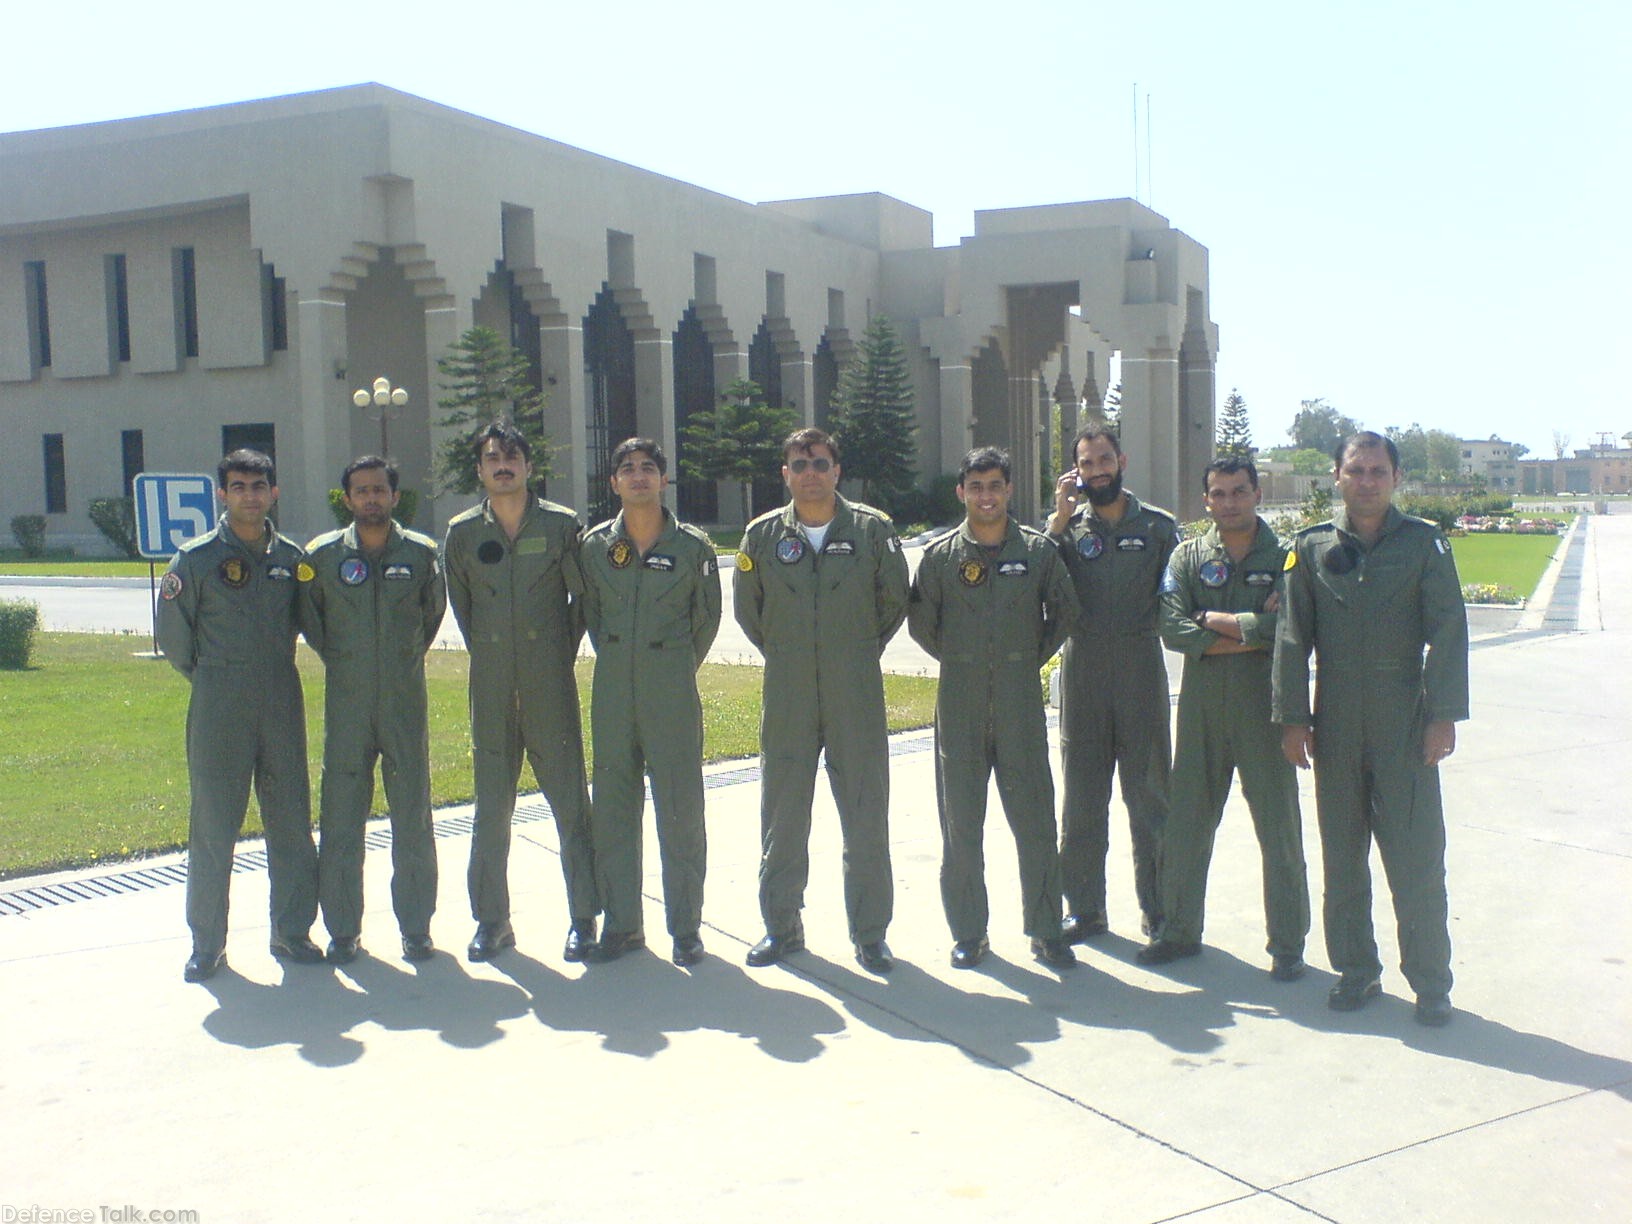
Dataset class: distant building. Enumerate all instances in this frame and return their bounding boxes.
[1459,437,1519,491]
[0,85,1217,551]
[1520,443,1632,495]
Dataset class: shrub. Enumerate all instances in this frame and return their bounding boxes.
[326,488,420,529]
[0,599,41,668]
[88,497,140,558]
[11,515,46,558]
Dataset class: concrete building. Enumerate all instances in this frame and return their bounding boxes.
[1459,437,1519,491]
[0,85,1216,550]
[1521,443,1632,496]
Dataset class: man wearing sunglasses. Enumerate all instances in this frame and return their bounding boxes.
[734,427,910,974]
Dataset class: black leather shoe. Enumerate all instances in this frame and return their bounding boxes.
[562,919,597,963]
[1061,912,1108,944]
[591,930,646,962]
[672,933,706,967]
[1031,936,1078,969]
[183,948,226,982]
[745,931,804,967]
[1327,975,1382,1011]
[467,919,516,963]
[855,940,894,974]
[325,936,363,965]
[1136,938,1202,966]
[950,937,989,969]
[269,933,325,964]
[401,934,435,962]
[1414,994,1454,1026]
[1270,954,1307,982]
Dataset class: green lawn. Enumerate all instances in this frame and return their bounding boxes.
[1450,531,1564,597]
[0,634,938,879]
[0,555,158,577]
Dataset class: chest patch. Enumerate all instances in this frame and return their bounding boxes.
[1244,570,1276,587]
[823,539,855,556]
[644,554,676,572]
[997,559,1029,577]
[608,539,634,569]
[1116,536,1149,552]
[1076,533,1105,560]
[266,565,294,582]
[477,540,504,565]
[218,557,250,589]
[513,537,551,556]
[383,563,413,581]
[1199,559,1231,588]
[339,557,369,586]
[776,537,805,565]
[958,559,988,586]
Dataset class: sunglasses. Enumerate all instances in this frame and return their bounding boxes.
[788,457,834,474]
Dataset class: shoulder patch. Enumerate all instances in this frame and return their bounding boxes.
[1283,550,1298,571]
[887,535,902,553]
[735,551,754,573]
[160,571,183,600]
[1159,570,1181,595]
[296,562,315,582]
[1434,536,1450,555]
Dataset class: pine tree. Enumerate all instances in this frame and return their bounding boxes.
[679,378,797,523]
[434,325,551,495]
[828,315,917,510]
[1216,387,1253,458]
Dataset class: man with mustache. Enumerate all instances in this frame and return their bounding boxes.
[443,422,597,964]
[1047,425,1179,944]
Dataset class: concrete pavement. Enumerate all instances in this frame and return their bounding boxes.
[0,515,1627,1222]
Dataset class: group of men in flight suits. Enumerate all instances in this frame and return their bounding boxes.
[158,421,1466,1027]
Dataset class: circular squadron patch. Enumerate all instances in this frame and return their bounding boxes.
[339,557,369,586]
[1199,559,1231,588]
[477,540,504,564]
[775,537,805,565]
[159,572,183,601]
[1077,533,1105,560]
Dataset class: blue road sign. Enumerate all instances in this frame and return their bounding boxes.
[133,473,217,559]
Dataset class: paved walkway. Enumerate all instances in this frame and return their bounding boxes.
[1,517,1627,1223]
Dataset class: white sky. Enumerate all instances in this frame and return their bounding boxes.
[5,0,1627,457]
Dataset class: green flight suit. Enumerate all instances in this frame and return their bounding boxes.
[444,497,596,926]
[1050,490,1179,928]
[734,495,910,944]
[908,519,1078,942]
[156,514,317,956]
[1157,516,1309,957]
[1272,505,1469,998]
[299,522,446,942]
[580,510,722,938]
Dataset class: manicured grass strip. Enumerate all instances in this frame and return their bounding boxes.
[0,558,158,577]
[0,634,937,878]
[1449,532,1564,597]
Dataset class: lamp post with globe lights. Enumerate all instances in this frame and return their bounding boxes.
[353,376,408,457]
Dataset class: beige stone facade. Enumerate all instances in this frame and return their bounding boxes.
[1,85,1216,550]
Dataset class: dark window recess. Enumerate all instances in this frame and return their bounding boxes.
[25,261,51,369]
[262,263,287,352]
[108,253,131,362]
[121,430,145,495]
[43,434,67,514]
[672,306,717,522]
[175,247,199,359]
[582,285,637,524]
[222,423,275,465]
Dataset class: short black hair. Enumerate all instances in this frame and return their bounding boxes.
[1334,430,1399,472]
[1203,456,1258,492]
[473,420,531,464]
[783,426,841,465]
[960,446,1011,483]
[1071,424,1122,461]
[218,449,275,488]
[611,437,667,476]
[342,455,398,494]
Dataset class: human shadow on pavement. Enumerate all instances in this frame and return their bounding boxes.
[1098,941,1632,1097]
[779,951,1063,1069]
[491,943,845,1063]
[200,950,531,1065]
